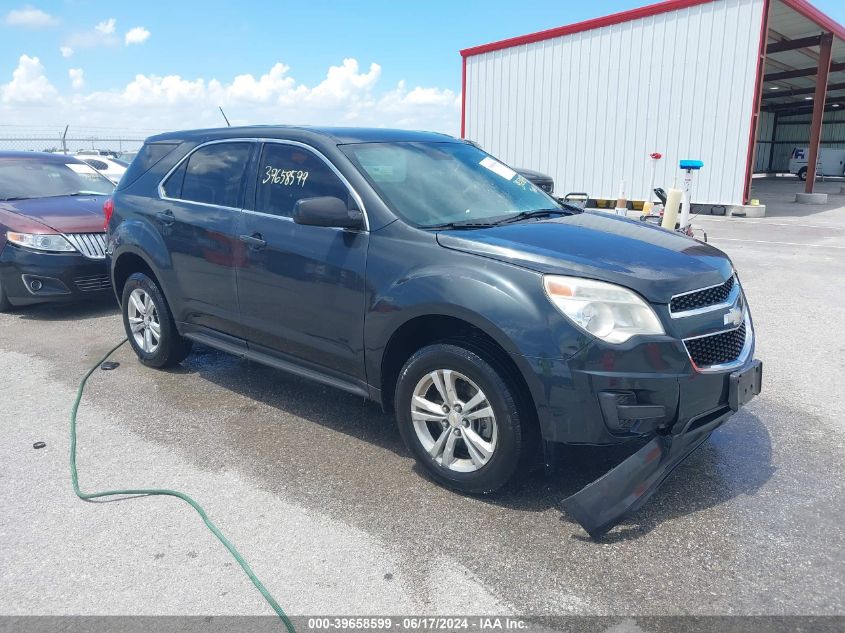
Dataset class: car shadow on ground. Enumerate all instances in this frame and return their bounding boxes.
[171,345,775,543]
[11,296,118,321]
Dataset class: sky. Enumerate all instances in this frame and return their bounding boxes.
[1,0,844,136]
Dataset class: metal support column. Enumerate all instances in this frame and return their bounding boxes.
[805,33,833,192]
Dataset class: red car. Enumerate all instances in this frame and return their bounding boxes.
[0,151,115,310]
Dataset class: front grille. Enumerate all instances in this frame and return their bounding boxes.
[74,274,111,292]
[64,233,107,260]
[671,275,735,314]
[684,321,746,368]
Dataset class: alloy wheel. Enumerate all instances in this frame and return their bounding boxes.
[127,288,161,353]
[411,369,498,473]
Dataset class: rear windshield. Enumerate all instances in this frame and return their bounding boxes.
[116,141,180,190]
[0,158,115,201]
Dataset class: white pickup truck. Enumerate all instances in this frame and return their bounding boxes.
[788,147,845,180]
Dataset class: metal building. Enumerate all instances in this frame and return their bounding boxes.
[461,0,845,211]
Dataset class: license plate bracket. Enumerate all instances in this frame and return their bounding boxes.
[729,360,762,411]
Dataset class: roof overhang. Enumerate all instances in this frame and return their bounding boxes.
[761,0,845,117]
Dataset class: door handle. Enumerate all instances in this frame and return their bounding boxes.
[156,209,175,225]
[239,233,267,249]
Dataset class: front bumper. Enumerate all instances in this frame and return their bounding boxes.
[0,244,111,306]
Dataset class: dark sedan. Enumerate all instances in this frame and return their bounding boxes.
[0,151,115,310]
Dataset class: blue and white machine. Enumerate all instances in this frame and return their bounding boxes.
[679,160,704,229]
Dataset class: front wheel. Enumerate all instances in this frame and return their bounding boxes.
[121,272,192,368]
[394,343,536,494]
[797,167,807,181]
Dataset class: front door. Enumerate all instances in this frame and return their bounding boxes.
[237,141,368,380]
[158,141,253,334]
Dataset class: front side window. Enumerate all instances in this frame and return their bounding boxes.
[341,141,560,228]
[0,158,114,201]
[253,143,349,217]
[172,142,251,208]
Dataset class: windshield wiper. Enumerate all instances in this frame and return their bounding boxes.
[494,206,581,226]
[423,220,500,230]
[0,196,31,202]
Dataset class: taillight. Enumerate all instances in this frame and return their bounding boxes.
[103,197,114,230]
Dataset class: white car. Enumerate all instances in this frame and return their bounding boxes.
[788,147,845,181]
[76,156,128,184]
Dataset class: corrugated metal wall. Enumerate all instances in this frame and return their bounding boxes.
[464,0,766,205]
[754,110,776,173]
[762,109,845,172]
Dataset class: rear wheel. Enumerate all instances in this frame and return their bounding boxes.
[394,343,536,494]
[798,167,807,181]
[121,272,191,368]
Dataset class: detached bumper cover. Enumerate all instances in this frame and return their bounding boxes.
[564,360,762,538]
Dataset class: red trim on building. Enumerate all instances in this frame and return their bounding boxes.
[780,0,845,43]
[742,0,772,204]
[460,56,467,139]
[460,0,715,58]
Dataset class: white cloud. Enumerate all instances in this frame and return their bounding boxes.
[95,18,115,34]
[68,68,84,90]
[65,18,119,50]
[0,56,460,135]
[4,6,58,28]
[124,26,150,45]
[60,46,74,58]
[1,55,57,104]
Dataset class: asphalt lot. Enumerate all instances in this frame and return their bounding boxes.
[1,178,843,618]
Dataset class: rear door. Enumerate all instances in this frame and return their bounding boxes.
[236,141,369,380]
[158,141,254,334]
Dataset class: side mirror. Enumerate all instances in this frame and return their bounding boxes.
[293,196,364,230]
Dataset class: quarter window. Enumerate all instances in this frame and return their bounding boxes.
[173,142,251,207]
[254,143,348,217]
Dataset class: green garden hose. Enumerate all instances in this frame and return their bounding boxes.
[70,338,295,633]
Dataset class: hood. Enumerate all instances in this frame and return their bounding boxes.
[436,212,733,304]
[0,194,107,234]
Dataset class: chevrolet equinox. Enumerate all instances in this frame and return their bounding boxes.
[107,127,762,535]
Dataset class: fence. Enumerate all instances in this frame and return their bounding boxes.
[0,125,161,155]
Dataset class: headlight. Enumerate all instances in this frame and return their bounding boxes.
[6,232,77,253]
[543,275,665,344]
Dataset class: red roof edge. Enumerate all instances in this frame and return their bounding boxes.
[460,0,715,58]
[780,0,845,43]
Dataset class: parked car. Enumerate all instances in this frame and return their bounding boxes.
[513,167,554,194]
[76,156,128,184]
[116,151,139,164]
[788,147,845,180]
[0,151,114,310]
[108,127,761,535]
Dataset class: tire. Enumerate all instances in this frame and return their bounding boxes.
[0,278,11,312]
[121,272,192,368]
[394,343,537,494]
[798,167,807,181]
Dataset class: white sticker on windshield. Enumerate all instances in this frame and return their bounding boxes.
[66,163,98,175]
[479,156,517,181]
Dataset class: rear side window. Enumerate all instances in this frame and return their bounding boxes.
[253,143,348,217]
[116,141,179,190]
[177,142,251,208]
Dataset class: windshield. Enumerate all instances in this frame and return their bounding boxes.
[342,142,560,227]
[0,158,115,201]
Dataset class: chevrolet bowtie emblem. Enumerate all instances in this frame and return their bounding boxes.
[724,305,743,327]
